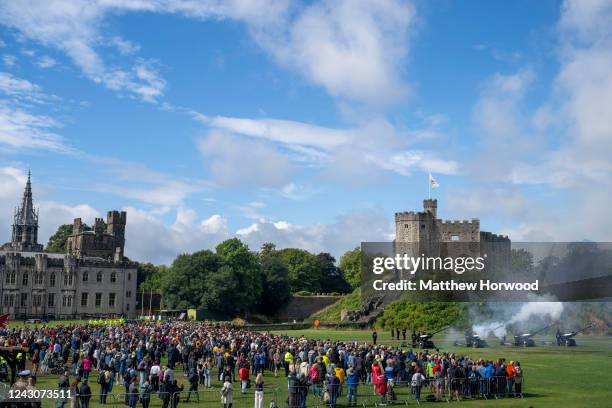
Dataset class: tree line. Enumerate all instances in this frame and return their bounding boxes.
[138,239,362,317]
[44,224,362,317]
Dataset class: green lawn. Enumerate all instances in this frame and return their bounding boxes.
[6,328,612,408]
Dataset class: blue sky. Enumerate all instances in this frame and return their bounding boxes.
[1,0,611,264]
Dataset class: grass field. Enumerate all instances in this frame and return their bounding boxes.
[4,328,611,408]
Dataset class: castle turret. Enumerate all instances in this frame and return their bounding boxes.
[423,198,437,219]
[107,210,126,261]
[7,170,43,252]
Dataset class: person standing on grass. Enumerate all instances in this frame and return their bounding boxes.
[273,350,281,377]
[309,359,322,397]
[69,379,80,408]
[254,373,264,408]
[284,349,293,377]
[140,378,152,408]
[411,368,426,403]
[79,379,91,408]
[513,362,523,396]
[372,330,378,345]
[346,364,359,407]
[221,375,233,408]
[186,367,200,402]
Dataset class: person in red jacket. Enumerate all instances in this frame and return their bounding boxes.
[239,364,250,394]
[371,361,387,403]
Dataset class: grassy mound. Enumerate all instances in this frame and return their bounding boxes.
[310,288,362,322]
[377,300,468,330]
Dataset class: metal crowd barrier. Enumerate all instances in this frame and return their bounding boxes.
[447,376,524,401]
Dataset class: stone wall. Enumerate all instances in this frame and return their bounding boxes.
[274,295,340,322]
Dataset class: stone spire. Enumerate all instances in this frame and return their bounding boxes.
[8,169,43,252]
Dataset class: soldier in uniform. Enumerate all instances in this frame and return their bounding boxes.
[4,370,33,408]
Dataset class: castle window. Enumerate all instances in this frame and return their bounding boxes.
[35,273,43,285]
[81,293,88,307]
[9,294,14,307]
[20,293,27,307]
[110,272,116,283]
[451,235,460,241]
[126,303,130,311]
[126,291,131,298]
[6,271,16,285]
[50,274,56,287]
[108,293,116,307]
[22,273,28,286]
[62,295,72,308]
[83,272,88,282]
[421,224,425,229]
[3,295,8,306]
[97,272,102,283]
[48,293,55,307]
[63,273,73,286]
[95,293,102,308]
[128,273,131,281]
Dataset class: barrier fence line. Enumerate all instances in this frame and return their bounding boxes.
[22,375,523,408]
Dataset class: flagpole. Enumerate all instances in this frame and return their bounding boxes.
[428,172,431,199]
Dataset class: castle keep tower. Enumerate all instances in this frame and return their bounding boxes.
[394,198,510,259]
[7,171,43,252]
[66,211,127,261]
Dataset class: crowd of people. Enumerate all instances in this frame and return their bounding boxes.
[0,322,524,407]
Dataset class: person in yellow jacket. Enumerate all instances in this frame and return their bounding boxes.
[284,351,293,377]
[322,354,330,368]
[334,365,346,396]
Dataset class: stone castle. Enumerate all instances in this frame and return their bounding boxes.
[395,198,511,260]
[0,172,137,319]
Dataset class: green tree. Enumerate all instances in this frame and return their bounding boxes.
[161,250,220,310]
[317,252,350,293]
[138,263,166,291]
[215,238,262,315]
[339,248,362,290]
[45,223,89,253]
[259,249,291,313]
[278,248,322,292]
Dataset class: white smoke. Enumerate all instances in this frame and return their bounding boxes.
[472,301,564,339]
[473,321,507,338]
[509,301,563,324]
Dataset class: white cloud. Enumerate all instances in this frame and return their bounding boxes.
[199,114,458,187]
[255,0,414,105]
[0,0,166,102]
[0,102,75,153]
[0,0,415,106]
[197,130,294,188]
[2,54,16,68]
[36,56,56,69]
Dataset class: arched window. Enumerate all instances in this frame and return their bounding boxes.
[83,272,88,282]
[110,272,116,283]
[97,272,102,282]
[22,273,28,285]
[50,274,56,287]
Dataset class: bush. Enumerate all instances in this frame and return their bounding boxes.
[231,317,246,327]
[294,290,312,296]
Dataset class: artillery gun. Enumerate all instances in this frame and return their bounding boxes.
[513,323,554,347]
[557,324,592,347]
[418,326,449,349]
[462,324,505,348]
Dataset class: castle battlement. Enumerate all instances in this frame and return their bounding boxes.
[480,231,511,242]
[438,219,479,226]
